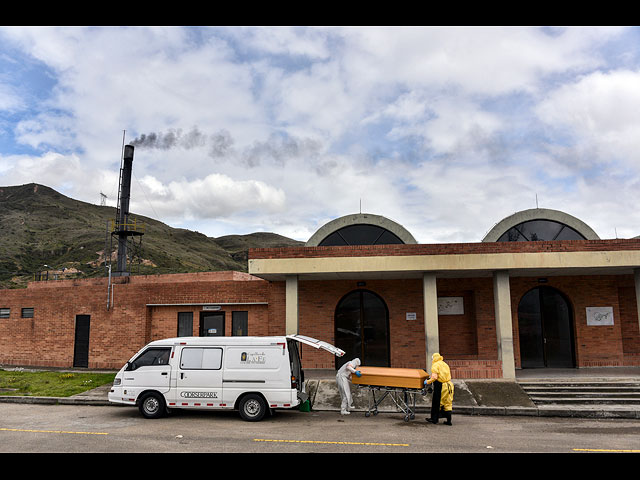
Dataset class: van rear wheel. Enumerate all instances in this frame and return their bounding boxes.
[139,392,166,419]
[239,394,267,422]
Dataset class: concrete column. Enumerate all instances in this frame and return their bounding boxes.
[634,269,640,338]
[285,275,299,335]
[423,272,439,371]
[493,270,516,380]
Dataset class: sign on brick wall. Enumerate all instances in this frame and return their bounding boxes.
[438,297,464,315]
[586,306,614,326]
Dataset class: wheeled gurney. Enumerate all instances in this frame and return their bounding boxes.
[352,367,431,422]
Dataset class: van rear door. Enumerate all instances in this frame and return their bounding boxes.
[286,335,344,402]
[286,335,345,357]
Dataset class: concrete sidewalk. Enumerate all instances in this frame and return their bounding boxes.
[1,367,639,419]
[304,368,640,420]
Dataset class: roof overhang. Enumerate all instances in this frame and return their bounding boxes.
[249,249,640,281]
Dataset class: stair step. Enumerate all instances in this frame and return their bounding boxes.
[521,387,640,394]
[518,381,640,386]
[527,392,640,398]
[518,381,640,406]
[530,397,640,405]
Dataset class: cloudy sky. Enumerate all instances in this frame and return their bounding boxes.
[1,26,640,243]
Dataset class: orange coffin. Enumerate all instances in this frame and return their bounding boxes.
[351,366,429,389]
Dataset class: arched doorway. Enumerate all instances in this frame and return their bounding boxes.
[334,289,390,369]
[518,286,576,368]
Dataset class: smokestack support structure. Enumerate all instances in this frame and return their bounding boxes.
[111,144,144,277]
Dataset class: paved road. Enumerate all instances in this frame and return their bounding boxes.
[1,403,639,454]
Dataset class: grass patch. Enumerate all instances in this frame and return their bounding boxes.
[0,370,115,397]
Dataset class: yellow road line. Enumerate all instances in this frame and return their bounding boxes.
[0,427,108,436]
[254,438,408,447]
[573,448,640,453]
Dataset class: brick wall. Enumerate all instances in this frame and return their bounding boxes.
[282,277,500,371]
[250,238,640,259]
[509,275,639,367]
[0,272,270,369]
[2,267,639,375]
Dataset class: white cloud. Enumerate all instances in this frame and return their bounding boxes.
[536,69,640,165]
[0,83,23,112]
[0,151,119,203]
[228,27,332,59]
[134,173,286,222]
[1,26,639,243]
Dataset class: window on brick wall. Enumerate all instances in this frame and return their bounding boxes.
[0,308,9,318]
[21,308,34,318]
[232,311,248,336]
[178,312,193,337]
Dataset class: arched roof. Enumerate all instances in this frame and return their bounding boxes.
[482,208,600,242]
[306,213,418,247]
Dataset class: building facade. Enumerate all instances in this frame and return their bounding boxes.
[1,209,640,378]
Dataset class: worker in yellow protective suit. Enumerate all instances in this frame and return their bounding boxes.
[424,353,454,425]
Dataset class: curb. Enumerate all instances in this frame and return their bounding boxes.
[0,396,112,406]
[1,396,639,419]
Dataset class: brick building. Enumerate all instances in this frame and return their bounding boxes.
[1,208,640,378]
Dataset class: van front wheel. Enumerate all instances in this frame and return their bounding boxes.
[239,394,267,422]
[139,392,166,419]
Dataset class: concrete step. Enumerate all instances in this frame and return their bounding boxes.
[519,380,640,406]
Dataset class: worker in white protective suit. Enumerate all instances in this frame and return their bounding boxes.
[336,358,361,415]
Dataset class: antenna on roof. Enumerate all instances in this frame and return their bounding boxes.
[535,194,539,209]
[359,198,362,214]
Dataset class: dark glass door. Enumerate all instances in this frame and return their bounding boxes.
[518,287,575,368]
[335,290,389,369]
[200,312,225,336]
[73,315,90,368]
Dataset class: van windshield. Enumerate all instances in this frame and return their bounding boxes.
[126,347,171,371]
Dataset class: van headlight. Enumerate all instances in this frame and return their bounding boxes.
[113,377,122,386]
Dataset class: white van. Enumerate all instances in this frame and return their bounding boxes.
[108,334,344,421]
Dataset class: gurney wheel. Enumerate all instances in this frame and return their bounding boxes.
[404,415,410,422]
[365,411,370,417]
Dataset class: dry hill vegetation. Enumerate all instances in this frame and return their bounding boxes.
[0,183,303,288]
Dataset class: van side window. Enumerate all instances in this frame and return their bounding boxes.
[180,347,222,370]
[127,347,171,370]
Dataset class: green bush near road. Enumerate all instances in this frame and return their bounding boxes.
[0,370,115,397]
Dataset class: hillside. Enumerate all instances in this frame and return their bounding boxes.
[0,183,303,288]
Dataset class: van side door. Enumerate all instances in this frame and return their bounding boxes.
[123,347,172,394]
[176,347,224,405]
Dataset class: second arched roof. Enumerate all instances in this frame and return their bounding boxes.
[482,208,600,242]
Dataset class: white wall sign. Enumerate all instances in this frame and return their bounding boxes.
[406,312,417,321]
[586,307,614,326]
[438,297,464,315]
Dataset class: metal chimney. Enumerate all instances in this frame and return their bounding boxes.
[115,145,135,276]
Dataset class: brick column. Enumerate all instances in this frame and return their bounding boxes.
[285,275,299,335]
[493,270,515,380]
[423,272,439,370]
[635,269,640,340]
